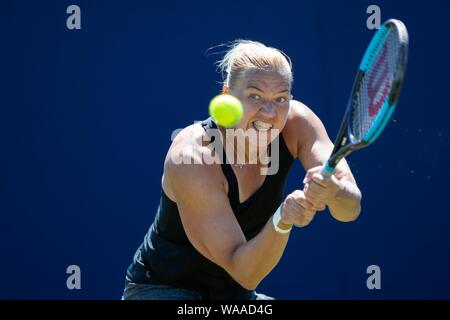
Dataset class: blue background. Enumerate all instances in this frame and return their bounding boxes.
[1,0,449,299]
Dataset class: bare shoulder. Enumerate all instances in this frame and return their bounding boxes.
[165,122,211,167]
[283,100,329,159]
[163,122,227,201]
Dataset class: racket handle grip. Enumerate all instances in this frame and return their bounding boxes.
[320,162,335,177]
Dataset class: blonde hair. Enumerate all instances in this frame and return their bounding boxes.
[215,40,293,90]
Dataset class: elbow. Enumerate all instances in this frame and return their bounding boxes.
[232,272,260,291]
[224,247,263,290]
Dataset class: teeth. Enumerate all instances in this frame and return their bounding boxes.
[253,121,272,131]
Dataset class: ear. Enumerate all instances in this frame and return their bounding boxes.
[222,85,230,94]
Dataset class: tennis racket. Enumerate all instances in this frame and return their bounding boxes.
[321,18,409,176]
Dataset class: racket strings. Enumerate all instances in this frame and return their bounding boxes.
[352,27,401,142]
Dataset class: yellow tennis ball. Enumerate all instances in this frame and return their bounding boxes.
[209,94,243,128]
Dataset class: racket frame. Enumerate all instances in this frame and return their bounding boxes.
[322,19,408,176]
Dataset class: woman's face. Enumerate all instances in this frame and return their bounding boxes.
[224,68,291,148]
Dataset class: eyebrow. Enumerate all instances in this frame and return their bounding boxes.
[246,85,289,94]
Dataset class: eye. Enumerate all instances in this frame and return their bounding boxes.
[275,97,287,103]
[249,94,261,101]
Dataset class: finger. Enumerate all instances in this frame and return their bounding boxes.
[303,192,322,208]
[295,197,314,211]
[312,173,339,190]
[289,201,318,226]
[302,173,313,184]
[310,172,329,188]
[302,209,316,219]
[302,166,322,184]
[298,188,324,209]
[315,204,326,211]
[295,209,316,227]
[297,194,322,211]
[306,180,327,193]
[329,175,342,191]
[291,189,324,211]
[287,193,314,211]
[310,201,326,211]
[294,214,311,227]
[303,198,326,212]
[304,185,327,204]
[312,174,342,200]
[298,197,317,211]
[305,198,326,211]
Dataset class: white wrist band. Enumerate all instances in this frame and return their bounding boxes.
[272,204,292,234]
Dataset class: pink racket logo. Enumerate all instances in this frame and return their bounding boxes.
[368,44,391,117]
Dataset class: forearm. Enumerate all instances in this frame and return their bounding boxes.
[327,179,361,222]
[229,216,290,290]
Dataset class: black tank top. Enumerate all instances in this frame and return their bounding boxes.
[126,118,294,299]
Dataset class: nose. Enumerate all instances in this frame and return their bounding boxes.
[259,101,277,119]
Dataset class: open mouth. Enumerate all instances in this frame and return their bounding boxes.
[252,120,273,132]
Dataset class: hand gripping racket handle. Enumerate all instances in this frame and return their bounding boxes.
[320,161,335,177]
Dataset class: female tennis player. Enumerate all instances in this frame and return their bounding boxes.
[122,40,362,300]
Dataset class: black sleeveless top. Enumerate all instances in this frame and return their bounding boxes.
[126,118,294,299]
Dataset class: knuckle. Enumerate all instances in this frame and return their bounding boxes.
[285,195,297,207]
[285,195,295,205]
[291,190,303,198]
[302,201,314,210]
[305,190,315,200]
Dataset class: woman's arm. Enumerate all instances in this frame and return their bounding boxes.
[284,101,362,222]
[164,128,315,290]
